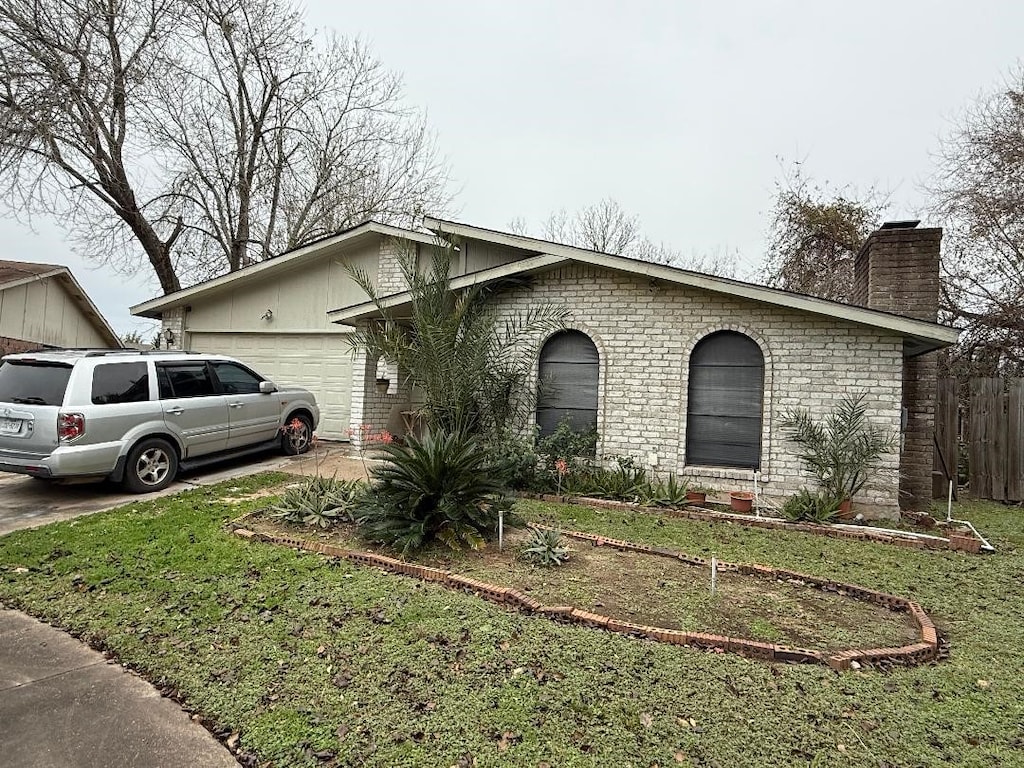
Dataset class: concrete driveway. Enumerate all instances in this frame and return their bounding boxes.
[0,451,293,537]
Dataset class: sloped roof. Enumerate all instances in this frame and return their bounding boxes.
[0,260,63,286]
[326,217,959,358]
[0,260,121,348]
[129,221,438,318]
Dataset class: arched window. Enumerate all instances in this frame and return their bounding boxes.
[686,331,764,468]
[536,330,599,437]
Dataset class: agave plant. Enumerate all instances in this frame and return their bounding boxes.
[269,476,364,528]
[780,488,843,524]
[780,394,898,502]
[521,527,570,566]
[357,429,513,554]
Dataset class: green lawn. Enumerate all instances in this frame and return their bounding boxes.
[1,475,1022,767]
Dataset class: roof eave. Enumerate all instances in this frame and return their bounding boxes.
[130,221,439,318]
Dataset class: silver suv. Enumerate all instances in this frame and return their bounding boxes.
[0,350,319,492]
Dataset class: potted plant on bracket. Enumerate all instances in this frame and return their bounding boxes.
[780,394,899,520]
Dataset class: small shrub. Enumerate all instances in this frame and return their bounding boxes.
[358,430,513,554]
[521,527,570,566]
[269,476,364,528]
[781,488,842,524]
[537,417,598,460]
[487,436,544,490]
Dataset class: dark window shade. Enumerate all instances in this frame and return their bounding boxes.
[686,331,764,468]
[536,331,599,437]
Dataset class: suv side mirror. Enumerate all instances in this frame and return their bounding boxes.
[259,380,278,394]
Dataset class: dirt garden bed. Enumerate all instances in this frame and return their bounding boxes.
[232,511,940,671]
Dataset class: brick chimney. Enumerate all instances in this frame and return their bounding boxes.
[853,221,942,512]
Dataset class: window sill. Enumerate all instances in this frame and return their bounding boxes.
[681,466,769,483]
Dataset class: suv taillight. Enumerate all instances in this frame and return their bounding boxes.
[58,412,85,442]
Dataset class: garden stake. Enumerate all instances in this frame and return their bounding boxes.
[710,556,717,595]
[498,509,504,552]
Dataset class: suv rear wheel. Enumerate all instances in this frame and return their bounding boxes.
[123,438,178,493]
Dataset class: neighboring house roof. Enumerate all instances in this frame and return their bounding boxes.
[129,221,439,318]
[0,260,121,348]
[327,217,959,358]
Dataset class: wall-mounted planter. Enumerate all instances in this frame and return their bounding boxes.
[375,378,391,394]
[729,491,754,513]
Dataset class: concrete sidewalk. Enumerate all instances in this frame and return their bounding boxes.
[0,610,236,768]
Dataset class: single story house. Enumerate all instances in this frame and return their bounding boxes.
[0,260,121,355]
[131,218,958,514]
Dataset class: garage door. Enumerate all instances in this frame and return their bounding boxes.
[187,332,353,440]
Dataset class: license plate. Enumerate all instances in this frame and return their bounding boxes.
[0,418,21,434]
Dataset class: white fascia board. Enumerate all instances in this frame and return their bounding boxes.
[56,271,122,347]
[130,222,439,318]
[424,217,960,348]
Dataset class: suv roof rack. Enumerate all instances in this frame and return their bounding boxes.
[79,349,203,357]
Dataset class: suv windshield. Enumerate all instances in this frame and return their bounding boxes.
[0,361,73,406]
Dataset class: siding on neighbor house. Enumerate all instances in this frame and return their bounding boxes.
[485,263,905,510]
[0,278,107,349]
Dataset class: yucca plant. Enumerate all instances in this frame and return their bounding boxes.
[780,394,898,502]
[521,527,570,566]
[357,430,513,554]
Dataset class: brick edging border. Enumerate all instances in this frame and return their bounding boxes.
[520,493,984,554]
[231,525,940,671]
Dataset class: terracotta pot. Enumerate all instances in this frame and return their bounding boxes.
[729,491,754,513]
[685,491,706,505]
[837,498,853,520]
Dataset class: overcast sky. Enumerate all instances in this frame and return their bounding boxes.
[3,0,1022,336]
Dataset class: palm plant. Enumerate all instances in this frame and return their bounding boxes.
[357,430,513,554]
[780,394,898,501]
[346,239,568,443]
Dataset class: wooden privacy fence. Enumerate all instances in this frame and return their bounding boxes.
[936,377,1024,502]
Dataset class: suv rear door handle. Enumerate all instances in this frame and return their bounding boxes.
[229,402,244,409]
[166,406,184,416]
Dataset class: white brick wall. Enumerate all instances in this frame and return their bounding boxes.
[489,264,904,511]
[377,239,408,296]
[347,262,905,513]
[159,307,186,350]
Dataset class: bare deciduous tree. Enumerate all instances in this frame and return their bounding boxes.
[0,0,448,293]
[763,162,887,301]
[518,198,739,277]
[927,66,1024,375]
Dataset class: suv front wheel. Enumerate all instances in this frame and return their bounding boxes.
[123,437,179,493]
[281,413,313,456]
